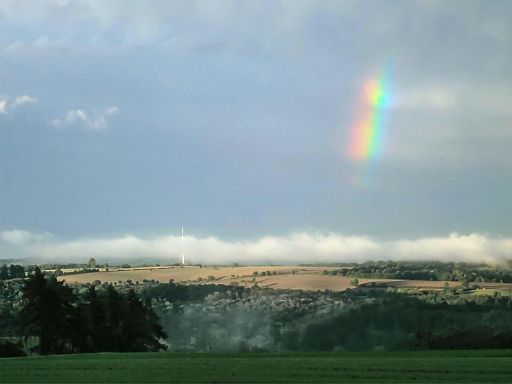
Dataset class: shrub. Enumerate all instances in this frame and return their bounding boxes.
[0,339,25,358]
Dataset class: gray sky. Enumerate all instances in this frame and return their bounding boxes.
[1,1,512,262]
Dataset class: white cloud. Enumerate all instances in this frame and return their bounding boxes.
[0,94,38,115]
[12,94,38,107]
[1,229,511,265]
[0,98,6,114]
[51,105,119,129]
[104,106,119,116]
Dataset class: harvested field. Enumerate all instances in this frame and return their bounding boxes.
[224,274,400,291]
[58,266,338,285]
[48,265,512,294]
[58,265,468,292]
[60,266,512,293]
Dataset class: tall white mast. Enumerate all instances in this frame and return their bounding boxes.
[181,227,185,265]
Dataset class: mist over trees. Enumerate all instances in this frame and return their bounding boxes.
[2,261,512,357]
[148,284,512,352]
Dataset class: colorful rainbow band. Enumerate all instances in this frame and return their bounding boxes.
[348,74,391,161]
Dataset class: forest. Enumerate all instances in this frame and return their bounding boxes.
[1,262,512,357]
[0,268,166,357]
[148,284,512,352]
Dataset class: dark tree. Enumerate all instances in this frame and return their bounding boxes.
[18,271,167,355]
[20,268,75,354]
[0,265,8,280]
[9,265,25,279]
[103,284,125,351]
[121,290,167,352]
[83,286,107,352]
[87,258,97,268]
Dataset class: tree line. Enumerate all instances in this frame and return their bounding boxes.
[0,264,25,280]
[144,281,248,302]
[325,261,512,283]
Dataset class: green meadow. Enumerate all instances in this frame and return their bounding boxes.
[1,350,512,383]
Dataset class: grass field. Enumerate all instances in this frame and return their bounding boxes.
[1,350,512,383]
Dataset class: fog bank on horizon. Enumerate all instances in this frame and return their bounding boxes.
[1,229,511,266]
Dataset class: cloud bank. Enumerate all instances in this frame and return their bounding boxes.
[1,229,511,265]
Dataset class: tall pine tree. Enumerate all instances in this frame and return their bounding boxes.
[20,268,75,354]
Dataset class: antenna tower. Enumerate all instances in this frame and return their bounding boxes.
[181,227,185,265]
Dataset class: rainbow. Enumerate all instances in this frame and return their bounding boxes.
[348,73,392,161]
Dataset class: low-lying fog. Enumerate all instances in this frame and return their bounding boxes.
[1,229,511,265]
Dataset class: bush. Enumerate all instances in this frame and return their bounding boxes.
[0,339,25,358]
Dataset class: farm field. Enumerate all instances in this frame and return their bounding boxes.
[57,265,466,292]
[57,265,512,293]
[225,273,400,291]
[1,350,512,383]
[58,266,338,285]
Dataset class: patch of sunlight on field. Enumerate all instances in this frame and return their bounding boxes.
[56,266,512,294]
[472,288,512,297]
[57,266,338,286]
[57,265,404,291]
[225,274,400,291]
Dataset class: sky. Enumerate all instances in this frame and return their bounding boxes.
[1,0,512,263]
